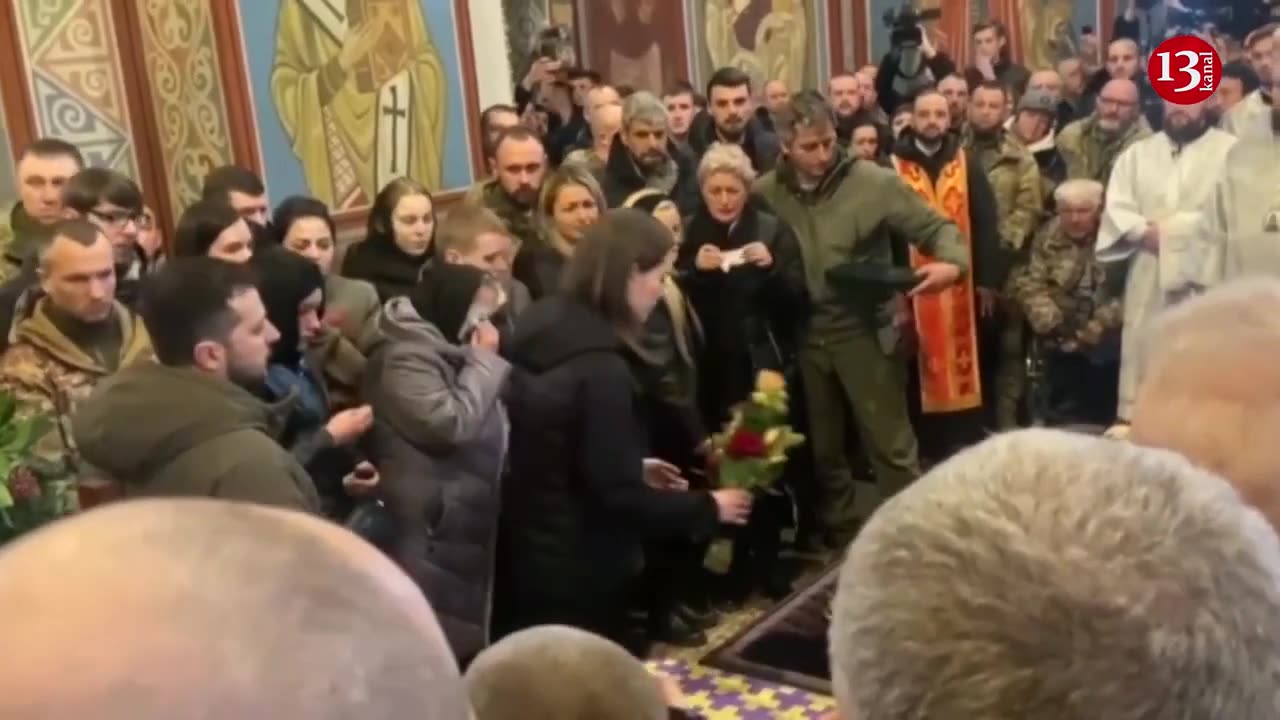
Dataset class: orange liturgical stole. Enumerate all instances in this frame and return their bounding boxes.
[892,152,981,414]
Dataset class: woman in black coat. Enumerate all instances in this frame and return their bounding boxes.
[496,209,753,653]
[679,143,808,601]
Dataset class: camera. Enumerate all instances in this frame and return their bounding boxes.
[883,2,942,48]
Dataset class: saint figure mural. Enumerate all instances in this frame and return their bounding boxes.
[704,0,810,92]
[271,0,447,208]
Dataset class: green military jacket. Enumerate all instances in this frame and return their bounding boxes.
[469,178,541,249]
[966,129,1044,254]
[753,152,969,341]
[0,201,55,283]
[1055,116,1151,187]
[1013,218,1123,350]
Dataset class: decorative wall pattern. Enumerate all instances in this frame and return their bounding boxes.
[14,0,138,176]
[137,0,236,215]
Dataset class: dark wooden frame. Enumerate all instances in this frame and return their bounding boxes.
[573,0,691,92]
[217,0,485,234]
[0,2,37,159]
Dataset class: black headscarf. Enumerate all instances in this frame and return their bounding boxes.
[252,245,324,368]
[410,263,487,345]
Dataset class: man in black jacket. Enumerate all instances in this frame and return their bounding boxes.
[600,92,699,214]
[686,67,780,173]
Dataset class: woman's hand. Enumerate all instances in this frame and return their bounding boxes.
[643,458,688,491]
[711,488,753,525]
[743,241,773,268]
[694,244,723,271]
[326,405,373,446]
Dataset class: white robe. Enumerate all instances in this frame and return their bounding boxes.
[1221,90,1270,140]
[1201,133,1280,285]
[1096,127,1237,420]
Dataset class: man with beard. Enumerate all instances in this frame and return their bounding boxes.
[1097,99,1235,438]
[1223,25,1278,139]
[829,72,889,152]
[0,138,83,282]
[1078,36,1163,128]
[0,220,152,509]
[890,90,1003,460]
[472,127,547,250]
[688,67,779,172]
[856,70,888,126]
[70,257,319,510]
[754,90,967,546]
[600,91,698,213]
[1057,78,1150,186]
[964,81,1043,430]
[937,74,970,134]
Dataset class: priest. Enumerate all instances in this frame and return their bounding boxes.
[1097,98,1236,438]
[890,90,1003,461]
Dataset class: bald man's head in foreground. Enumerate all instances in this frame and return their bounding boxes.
[830,429,1280,719]
[0,499,470,720]
[1132,278,1280,533]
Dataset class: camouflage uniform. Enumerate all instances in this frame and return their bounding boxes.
[1014,219,1123,350]
[0,300,153,511]
[0,201,54,283]
[469,179,541,249]
[966,129,1044,427]
[1055,116,1151,187]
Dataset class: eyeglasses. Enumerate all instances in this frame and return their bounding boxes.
[89,208,148,229]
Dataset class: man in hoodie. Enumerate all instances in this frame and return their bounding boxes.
[0,219,151,500]
[71,257,320,511]
[687,67,780,173]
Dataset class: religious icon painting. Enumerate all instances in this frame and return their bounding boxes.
[1264,209,1280,233]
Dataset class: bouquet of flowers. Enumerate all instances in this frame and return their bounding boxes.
[711,370,805,492]
[0,392,73,544]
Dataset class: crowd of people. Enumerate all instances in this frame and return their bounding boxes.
[5,2,1280,717]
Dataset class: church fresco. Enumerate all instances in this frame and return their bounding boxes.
[690,0,823,93]
[237,0,478,210]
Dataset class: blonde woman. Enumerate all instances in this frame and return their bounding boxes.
[513,164,604,299]
[679,142,806,603]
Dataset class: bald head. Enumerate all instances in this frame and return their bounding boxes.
[1097,78,1140,130]
[1107,37,1141,80]
[466,625,666,720]
[1132,278,1280,534]
[1028,69,1062,97]
[0,500,469,720]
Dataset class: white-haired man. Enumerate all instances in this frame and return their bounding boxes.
[466,625,671,720]
[0,499,470,719]
[1015,179,1123,427]
[1130,277,1280,532]
[1097,97,1236,436]
[830,429,1280,719]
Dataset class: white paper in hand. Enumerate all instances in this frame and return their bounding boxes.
[720,248,747,272]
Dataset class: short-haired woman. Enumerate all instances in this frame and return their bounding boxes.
[680,142,807,602]
[497,209,753,652]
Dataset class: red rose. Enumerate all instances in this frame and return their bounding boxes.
[726,429,767,458]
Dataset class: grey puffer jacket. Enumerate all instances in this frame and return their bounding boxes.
[363,297,510,662]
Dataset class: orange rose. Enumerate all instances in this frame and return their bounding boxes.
[755,369,786,393]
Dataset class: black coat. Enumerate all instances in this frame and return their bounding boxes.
[686,111,781,174]
[498,296,718,637]
[678,199,807,427]
[600,135,700,215]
